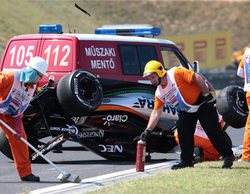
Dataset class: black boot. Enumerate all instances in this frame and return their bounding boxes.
[222,155,234,168]
[193,146,203,164]
[171,160,194,170]
[21,174,40,182]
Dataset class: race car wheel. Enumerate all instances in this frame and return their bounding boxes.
[216,85,248,128]
[0,128,13,160]
[57,70,103,116]
[0,127,47,163]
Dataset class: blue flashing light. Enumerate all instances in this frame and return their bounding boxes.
[39,24,63,34]
[95,24,161,37]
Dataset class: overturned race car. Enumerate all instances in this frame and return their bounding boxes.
[0,24,247,162]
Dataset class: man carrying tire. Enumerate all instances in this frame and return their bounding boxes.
[140,60,234,169]
[0,57,48,181]
[237,48,250,162]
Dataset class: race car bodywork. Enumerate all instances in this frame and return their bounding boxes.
[0,24,247,162]
[0,69,247,162]
[0,70,178,161]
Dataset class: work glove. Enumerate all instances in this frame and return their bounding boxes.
[203,93,216,108]
[13,116,22,141]
[140,129,151,141]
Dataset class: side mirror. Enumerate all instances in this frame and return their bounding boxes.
[193,61,200,73]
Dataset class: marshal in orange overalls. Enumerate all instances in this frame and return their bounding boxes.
[237,48,250,161]
[0,71,34,178]
[154,67,232,163]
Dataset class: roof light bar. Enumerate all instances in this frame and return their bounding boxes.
[95,24,161,37]
[39,24,63,34]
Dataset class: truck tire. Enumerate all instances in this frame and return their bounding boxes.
[0,128,13,160]
[57,70,103,116]
[216,85,248,128]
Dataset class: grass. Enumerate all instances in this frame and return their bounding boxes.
[87,161,250,194]
[0,0,107,55]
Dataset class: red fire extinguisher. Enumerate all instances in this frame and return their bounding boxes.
[136,139,146,172]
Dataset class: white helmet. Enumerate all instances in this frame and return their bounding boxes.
[26,57,48,76]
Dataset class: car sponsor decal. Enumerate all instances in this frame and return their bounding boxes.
[50,124,79,135]
[133,97,178,115]
[103,115,128,126]
[99,144,123,153]
[96,105,148,120]
[102,90,178,115]
[77,130,104,138]
[31,135,64,161]
[96,104,173,132]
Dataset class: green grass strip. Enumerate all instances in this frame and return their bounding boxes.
[88,161,250,194]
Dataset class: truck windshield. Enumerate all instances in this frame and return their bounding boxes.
[160,46,189,70]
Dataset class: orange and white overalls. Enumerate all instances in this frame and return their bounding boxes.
[0,70,36,178]
[174,117,224,161]
[237,48,250,161]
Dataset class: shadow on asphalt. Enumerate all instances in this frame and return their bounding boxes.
[0,181,59,184]
[30,158,172,165]
[39,158,173,165]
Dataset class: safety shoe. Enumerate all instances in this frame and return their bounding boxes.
[193,146,203,164]
[171,161,194,170]
[222,155,234,168]
[238,158,250,162]
[21,174,40,182]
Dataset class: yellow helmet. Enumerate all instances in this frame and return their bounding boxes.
[143,60,166,78]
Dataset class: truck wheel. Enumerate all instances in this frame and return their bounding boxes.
[0,128,13,160]
[216,85,248,128]
[57,70,103,116]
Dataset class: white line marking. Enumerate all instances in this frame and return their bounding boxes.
[30,160,179,194]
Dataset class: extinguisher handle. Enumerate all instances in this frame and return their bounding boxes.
[140,129,151,141]
[138,139,146,144]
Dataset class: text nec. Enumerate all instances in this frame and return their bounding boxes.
[99,144,123,153]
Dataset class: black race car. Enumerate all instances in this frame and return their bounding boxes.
[0,69,247,162]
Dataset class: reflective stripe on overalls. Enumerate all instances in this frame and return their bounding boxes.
[0,70,36,117]
[243,50,250,91]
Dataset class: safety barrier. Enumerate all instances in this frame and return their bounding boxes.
[201,70,244,90]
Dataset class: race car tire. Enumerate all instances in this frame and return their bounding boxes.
[57,69,103,116]
[0,128,13,160]
[0,128,47,163]
[216,85,248,128]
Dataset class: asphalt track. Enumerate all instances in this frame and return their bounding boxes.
[0,127,245,194]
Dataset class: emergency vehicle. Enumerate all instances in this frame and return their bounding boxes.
[0,24,196,85]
